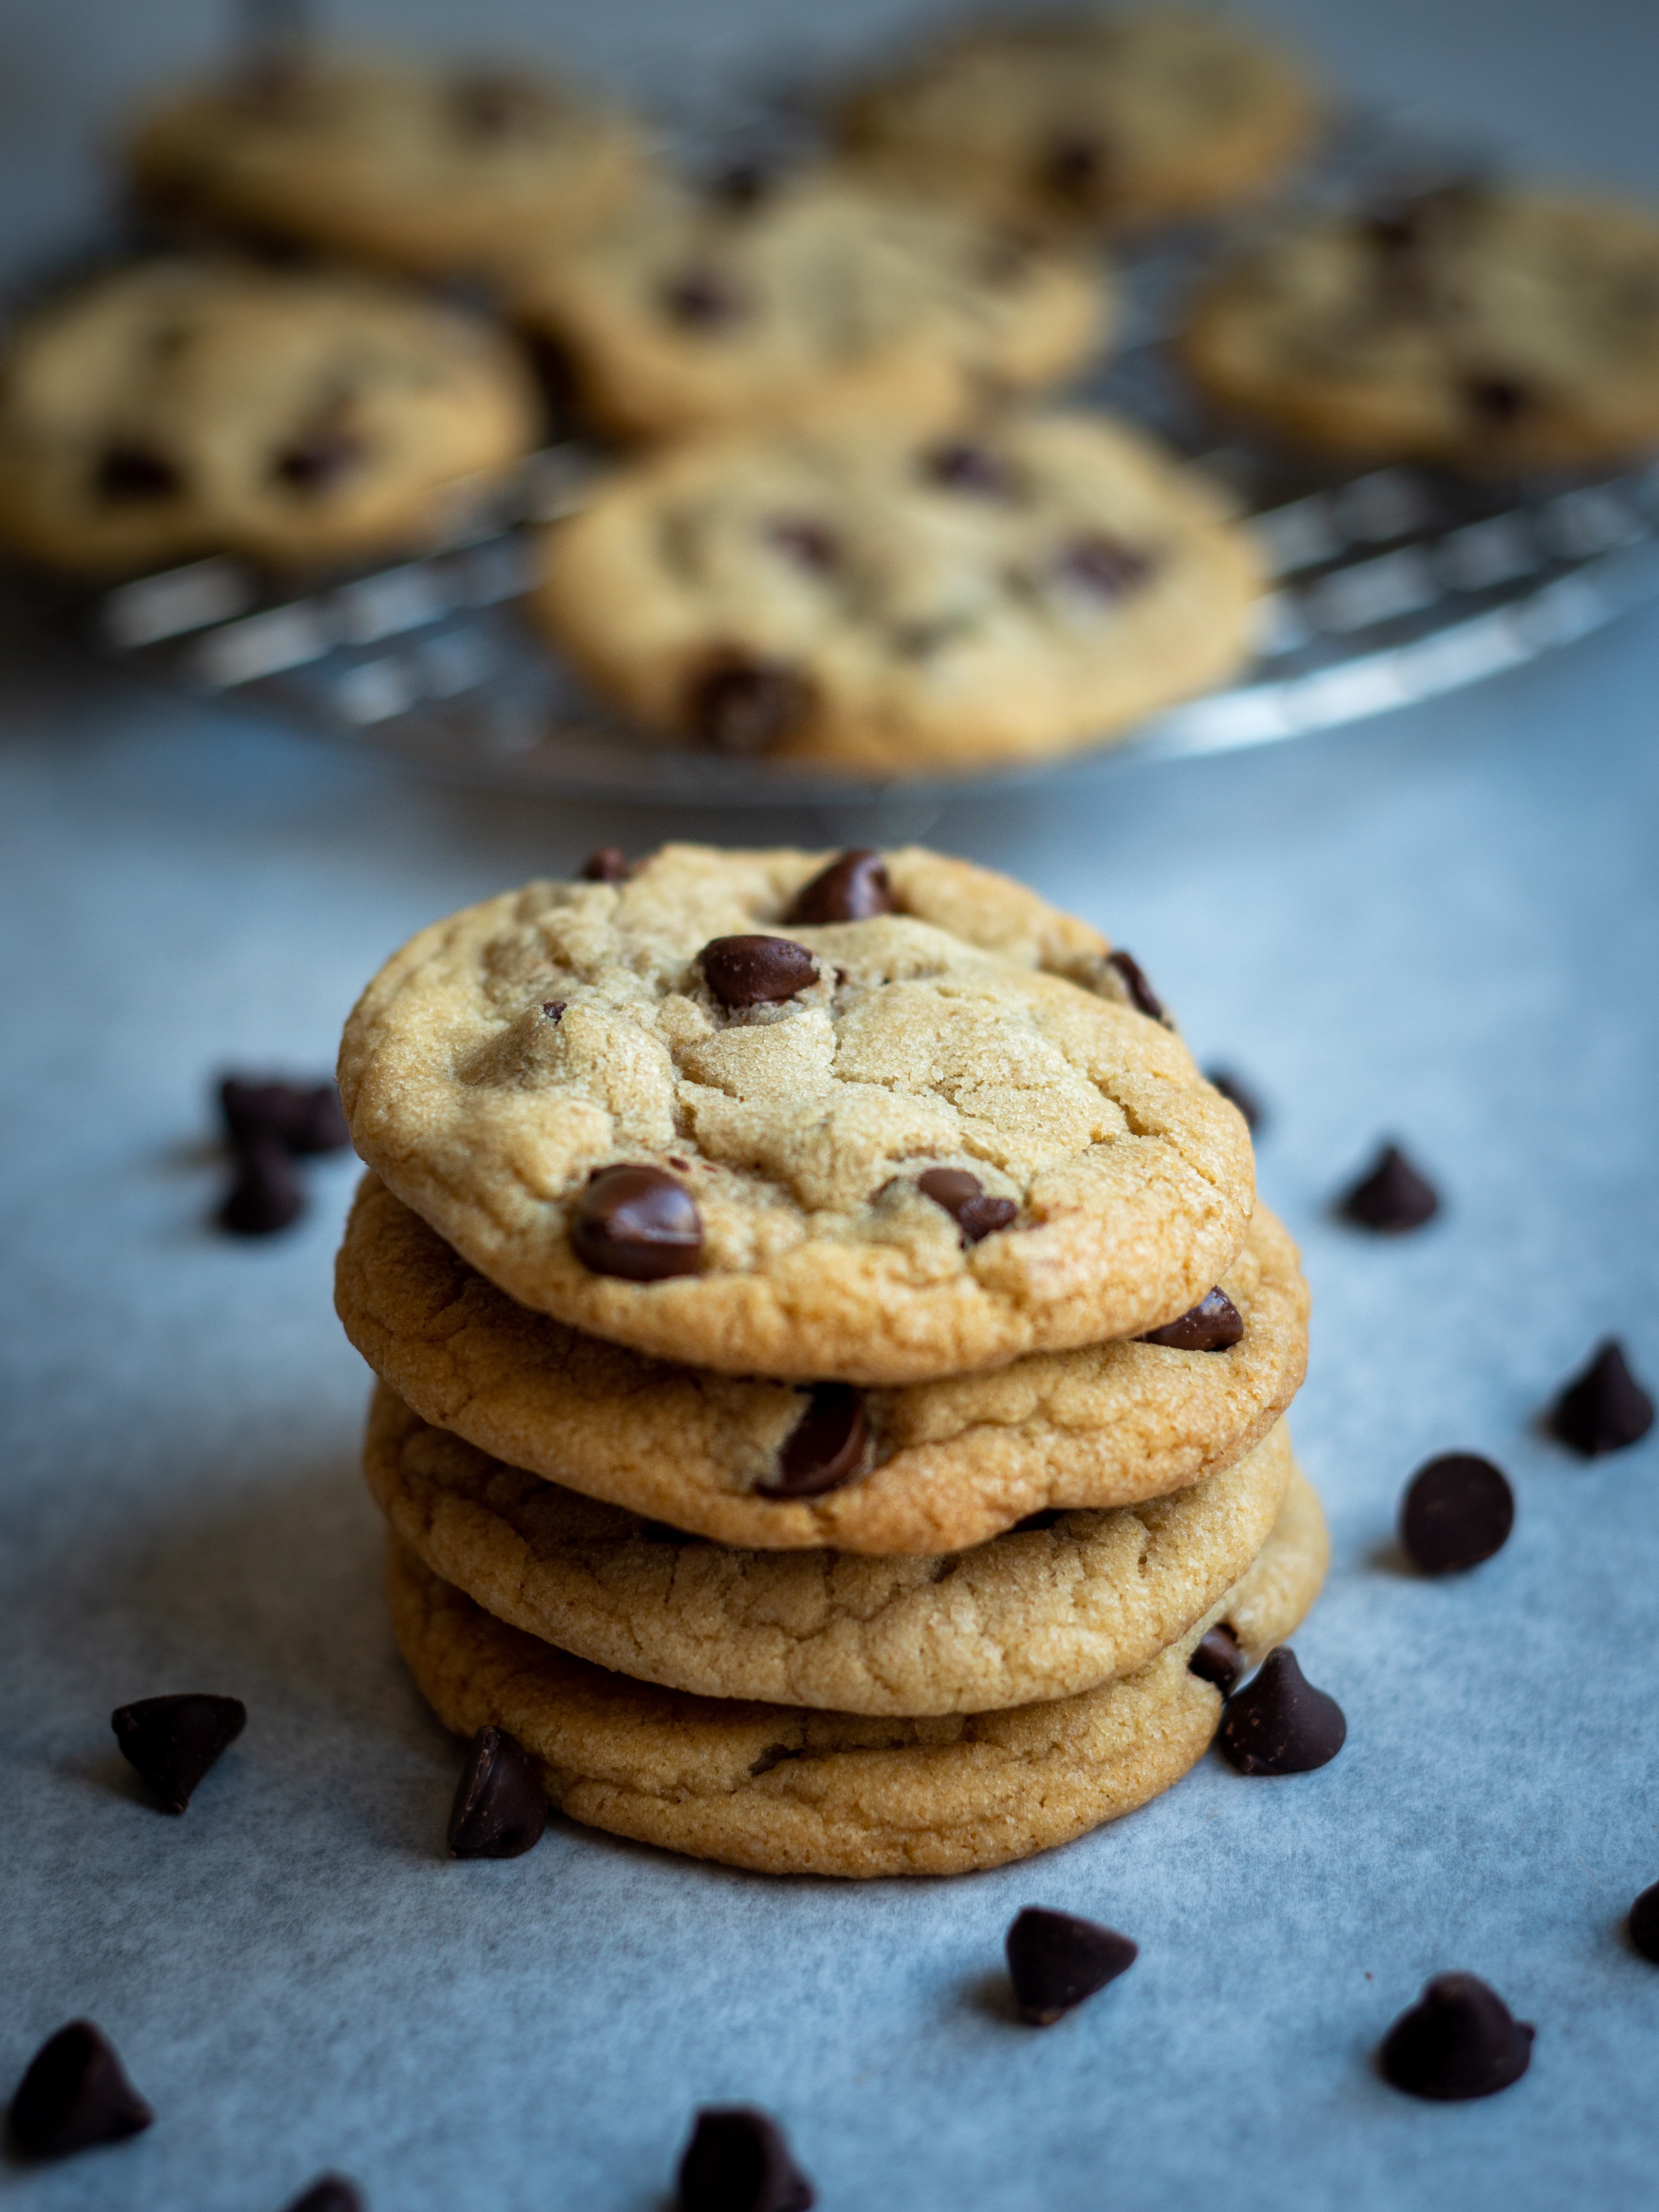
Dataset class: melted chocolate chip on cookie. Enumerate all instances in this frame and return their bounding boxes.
[677,2107,815,2212]
[7,2021,154,2161]
[447,1725,547,1859]
[757,1385,867,1498]
[1105,949,1167,1022]
[1005,1906,1138,2026]
[1219,1647,1346,1774]
[1400,1453,1514,1574]
[1549,1339,1655,1457]
[662,270,749,327]
[273,425,364,492]
[1058,535,1154,599]
[701,934,818,1007]
[786,849,894,924]
[95,445,182,502]
[1188,1623,1244,1692]
[1379,1974,1533,2100]
[683,655,814,755]
[1465,374,1530,426]
[918,1166,1017,1243]
[1139,1288,1244,1352]
[111,1693,246,1813]
[572,1166,702,1280]
[767,518,840,571]
[1038,131,1116,211]
[924,440,1015,497]
[580,845,629,883]
[1340,1142,1440,1232]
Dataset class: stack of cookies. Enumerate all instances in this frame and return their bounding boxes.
[334,843,1324,1878]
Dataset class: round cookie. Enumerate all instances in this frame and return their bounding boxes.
[366,1385,1297,1713]
[126,53,650,281]
[1180,184,1659,473]
[535,409,1264,773]
[838,9,1318,238]
[0,259,538,575]
[336,844,1255,1383]
[337,1177,1306,1551]
[385,1469,1328,1876]
[510,169,1105,444]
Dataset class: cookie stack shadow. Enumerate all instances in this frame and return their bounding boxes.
[333,843,1327,1878]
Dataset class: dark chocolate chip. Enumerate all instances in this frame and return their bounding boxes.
[1188,1624,1244,1693]
[767,518,840,571]
[677,2106,815,2212]
[282,2177,364,2212]
[1465,375,1529,425]
[757,1385,867,1499]
[450,73,549,137]
[924,441,1014,496]
[1628,1882,1659,1962]
[1379,1973,1533,2100]
[1205,1067,1264,1132]
[1400,1453,1513,1574]
[701,934,818,1008]
[1005,1906,1138,2026]
[683,655,814,755]
[1340,1142,1440,1233]
[110,1692,246,1813]
[571,1165,702,1281]
[1105,949,1166,1022]
[218,1140,305,1235]
[272,427,363,492]
[6,2020,154,2160]
[1139,1288,1244,1353]
[785,850,895,925]
[1058,535,1153,599]
[446,1725,547,1859]
[1549,1339,1655,1458]
[662,269,748,327]
[707,161,772,209]
[1219,1647,1346,1775]
[1038,131,1115,209]
[219,1076,350,1156]
[1012,1508,1068,1532]
[95,444,182,501]
[541,1000,566,1022]
[917,1166,1018,1244]
[580,846,629,883]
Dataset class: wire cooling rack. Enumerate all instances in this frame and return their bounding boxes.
[48,110,1659,808]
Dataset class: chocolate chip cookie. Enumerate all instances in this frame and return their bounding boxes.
[0,259,538,575]
[534,411,1264,772]
[336,845,1255,1383]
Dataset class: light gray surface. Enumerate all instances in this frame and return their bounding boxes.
[4,3,1659,2209]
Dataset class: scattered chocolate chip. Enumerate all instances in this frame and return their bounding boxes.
[282,2177,364,2212]
[1057,535,1153,599]
[683,654,813,756]
[1219,1647,1346,1775]
[580,845,629,883]
[1188,1624,1244,1693]
[1379,1973,1533,2100]
[110,1692,246,1813]
[541,1000,566,1022]
[924,440,1014,496]
[1628,1882,1659,1962]
[96,444,181,501]
[219,1076,350,1156]
[7,2020,153,2160]
[1105,949,1166,1022]
[1205,1067,1264,1132]
[1038,131,1114,209]
[757,1385,867,1499]
[1012,1508,1068,1533]
[1340,1142,1440,1232]
[1139,1288,1243,1353]
[571,1165,702,1281]
[1400,1453,1514,1574]
[446,1725,547,1859]
[1465,374,1529,425]
[1549,1339,1655,1457]
[767,518,840,571]
[218,1140,305,1235]
[1005,1906,1138,2026]
[662,269,748,327]
[701,934,818,1008]
[450,73,548,137]
[917,1166,1018,1244]
[677,2107,815,2212]
[786,850,894,925]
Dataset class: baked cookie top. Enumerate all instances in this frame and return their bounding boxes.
[126,52,650,278]
[1181,184,1659,472]
[0,259,538,575]
[510,169,1104,444]
[337,845,1255,1383]
[366,1383,1295,1713]
[535,410,1263,773]
[838,8,1318,236]
[337,1177,1306,1550]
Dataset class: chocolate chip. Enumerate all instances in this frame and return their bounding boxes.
[662,270,748,327]
[1465,375,1529,425]
[1038,131,1114,209]
[1004,1907,1138,2026]
[95,445,182,501]
[219,1076,350,1156]
[282,2178,364,2212]
[1628,1882,1659,1962]
[1205,1067,1264,1132]
[1058,535,1153,599]
[767,518,840,571]
[1550,1338,1654,1456]
[1379,1974,1533,2100]
[1188,1624,1244,1693]
[757,1385,867,1499]
[1361,182,1478,255]
[707,161,772,209]
[924,441,1014,496]
[683,654,814,756]
[1139,1288,1243,1353]
[1105,949,1166,1022]
[218,1139,305,1235]
[571,1165,702,1281]
[6,2021,154,2160]
[677,2107,815,2212]
[450,73,549,137]
[917,1166,1018,1244]
[1012,1508,1068,1532]
[1400,1453,1514,1574]
[1340,1142,1440,1232]
[110,1692,246,1813]
[580,846,629,882]
[1219,1647,1346,1775]
[786,850,894,925]
[272,427,364,492]
[701,934,817,1008]
[541,1000,566,1022]
[447,1725,547,1859]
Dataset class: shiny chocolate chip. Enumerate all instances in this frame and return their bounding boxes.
[95,445,182,501]
[701,934,817,1008]
[1205,1066,1264,1132]
[662,269,748,327]
[767,518,840,571]
[1629,1882,1659,1963]
[1005,1906,1137,2026]
[283,2177,364,2212]
[111,1692,246,1814]
[218,1140,305,1236]
[571,1165,702,1281]
[785,849,894,924]
[219,1076,349,1156]
[272,427,363,492]
[1219,1647,1346,1775]
[1188,1624,1244,1693]
[1465,374,1529,425]
[447,1725,547,1859]
[1340,1142,1440,1232]
[1400,1453,1514,1574]
[924,440,1014,496]
[1106,948,1166,1022]
[1379,1974,1533,2100]
[678,2107,815,2212]
[1549,1339,1655,1457]
[757,1385,867,1499]
[683,654,813,755]
[1038,131,1114,209]
[917,1166,1017,1244]
[7,2021,154,2160]
[1139,1288,1243,1353]
[1060,536,1153,599]
[580,845,629,883]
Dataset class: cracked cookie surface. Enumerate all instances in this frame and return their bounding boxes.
[385,1469,1327,1876]
[336,845,1255,1383]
